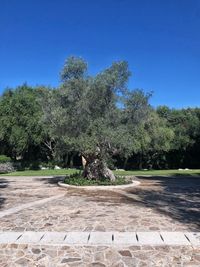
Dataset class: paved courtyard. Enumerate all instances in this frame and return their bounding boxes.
[0,175,199,266]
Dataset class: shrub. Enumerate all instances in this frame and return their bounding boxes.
[0,155,14,173]
[0,155,11,163]
[64,172,130,186]
[41,161,56,169]
[0,162,15,174]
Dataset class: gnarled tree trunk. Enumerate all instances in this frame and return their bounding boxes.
[82,156,116,181]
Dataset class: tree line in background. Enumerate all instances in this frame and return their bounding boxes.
[0,57,200,179]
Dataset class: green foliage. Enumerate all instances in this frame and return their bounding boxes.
[64,173,129,186]
[61,56,87,82]
[0,155,11,163]
[1,168,78,176]
[40,161,56,169]
[155,106,200,168]
[0,84,44,159]
[41,57,155,169]
[157,106,199,150]
[1,57,200,171]
[2,168,200,177]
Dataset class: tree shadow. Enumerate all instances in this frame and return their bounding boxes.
[169,172,200,177]
[36,174,200,230]
[0,178,9,210]
[124,176,200,231]
[37,176,65,185]
[82,176,200,231]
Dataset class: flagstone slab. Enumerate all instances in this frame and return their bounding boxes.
[0,243,199,267]
[160,232,191,245]
[137,231,164,245]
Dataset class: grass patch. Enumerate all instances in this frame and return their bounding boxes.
[1,168,200,177]
[114,169,200,176]
[64,173,130,186]
[1,168,78,176]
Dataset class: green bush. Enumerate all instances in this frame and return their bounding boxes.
[41,161,56,169]
[64,173,130,186]
[0,155,11,163]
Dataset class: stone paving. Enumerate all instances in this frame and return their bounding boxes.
[1,243,200,267]
[0,176,199,232]
[0,175,199,266]
[0,176,64,211]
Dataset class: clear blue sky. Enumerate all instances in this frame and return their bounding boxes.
[0,0,200,108]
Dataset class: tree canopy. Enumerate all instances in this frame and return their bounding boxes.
[40,57,172,180]
[0,85,43,159]
[1,57,200,174]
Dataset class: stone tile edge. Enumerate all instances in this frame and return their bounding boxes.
[0,231,199,247]
[58,180,140,190]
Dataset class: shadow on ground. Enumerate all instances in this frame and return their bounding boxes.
[126,176,200,230]
[0,178,9,210]
[168,172,200,177]
[81,176,200,231]
[37,176,65,185]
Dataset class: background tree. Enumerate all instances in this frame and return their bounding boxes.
[121,93,174,169]
[0,84,44,160]
[157,106,200,168]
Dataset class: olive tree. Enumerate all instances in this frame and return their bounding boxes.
[40,56,153,180]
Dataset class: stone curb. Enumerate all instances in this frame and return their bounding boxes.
[0,231,199,247]
[58,180,140,190]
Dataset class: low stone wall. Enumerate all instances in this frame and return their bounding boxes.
[58,180,140,190]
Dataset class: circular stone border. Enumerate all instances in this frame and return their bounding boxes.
[58,179,140,190]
